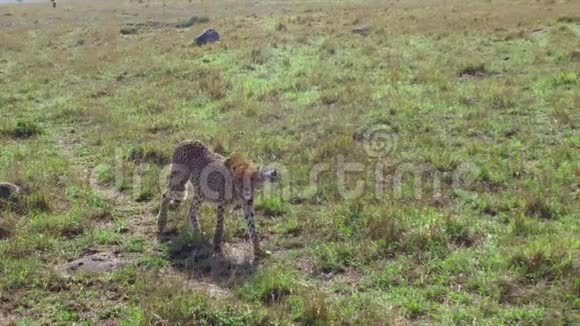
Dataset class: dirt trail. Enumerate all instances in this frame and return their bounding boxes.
[55,134,253,298]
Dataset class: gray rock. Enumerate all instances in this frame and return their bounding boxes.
[352,25,372,37]
[59,252,127,274]
[195,28,220,46]
[120,26,139,35]
[0,182,19,201]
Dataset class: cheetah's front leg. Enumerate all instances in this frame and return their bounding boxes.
[159,164,190,234]
[187,192,203,234]
[243,199,269,260]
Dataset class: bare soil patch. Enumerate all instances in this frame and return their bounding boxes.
[59,251,127,274]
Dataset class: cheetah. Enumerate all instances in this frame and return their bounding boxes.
[157,141,279,258]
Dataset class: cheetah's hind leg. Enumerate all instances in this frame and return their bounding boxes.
[212,201,226,257]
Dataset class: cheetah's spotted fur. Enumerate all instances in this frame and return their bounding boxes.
[157,141,279,258]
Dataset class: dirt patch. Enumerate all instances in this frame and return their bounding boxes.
[569,50,580,62]
[318,267,364,295]
[497,279,551,305]
[0,312,19,325]
[557,16,580,23]
[120,16,210,35]
[120,21,173,35]
[297,256,316,274]
[176,15,210,29]
[59,252,127,274]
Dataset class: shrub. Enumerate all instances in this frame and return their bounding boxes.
[444,217,477,247]
[25,192,51,213]
[3,121,42,139]
[510,243,574,282]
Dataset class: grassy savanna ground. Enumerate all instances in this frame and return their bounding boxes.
[1,0,579,324]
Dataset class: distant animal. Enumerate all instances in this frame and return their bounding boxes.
[157,141,279,258]
[0,182,20,201]
[195,28,220,46]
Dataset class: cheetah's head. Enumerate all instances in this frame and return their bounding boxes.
[225,154,280,201]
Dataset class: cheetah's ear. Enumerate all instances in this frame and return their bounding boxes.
[224,157,233,170]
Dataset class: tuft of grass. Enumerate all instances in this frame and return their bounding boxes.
[556,16,580,23]
[291,290,330,324]
[509,240,575,283]
[550,72,577,88]
[256,196,289,217]
[0,214,17,240]
[137,255,169,272]
[127,145,170,166]
[364,214,403,245]
[312,242,367,273]
[444,216,477,247]
[196,67,231,100]
[458,63,488,78]
[123,273,268,325]
[125,236,147,253]
[24,192,52,213]
[524,194,556,220]
[239,267,297,305]
[2,121,42,139]
[94,163,115,184]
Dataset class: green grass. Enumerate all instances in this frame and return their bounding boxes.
[1,0,579,324]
